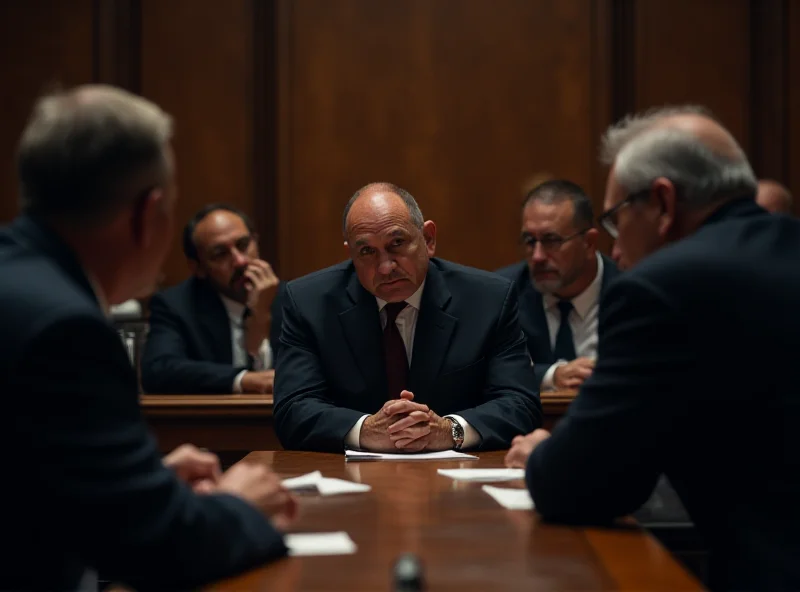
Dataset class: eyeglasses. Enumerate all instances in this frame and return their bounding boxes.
[520,228,590,253]
[597,190,650,239]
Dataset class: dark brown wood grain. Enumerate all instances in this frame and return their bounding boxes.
[207,450,701,591]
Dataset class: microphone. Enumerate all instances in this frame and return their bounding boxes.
[393,553,425,591]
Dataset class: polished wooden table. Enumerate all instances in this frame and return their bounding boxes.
[210,451,702,591]
[141,390,576,456]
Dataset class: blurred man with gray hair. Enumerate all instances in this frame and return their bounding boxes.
[1,85,294,591]
[506,106,800,591]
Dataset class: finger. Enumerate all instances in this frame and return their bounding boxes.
[387,410,431,433]
[397,438,427,452]
[564,378,583,388]
[400,390,414,401]
[244,268,267,288]
[576,368,593,380]
[511,435,525,445]
[389,424,431,442]
[192,478,217,494]
[384,400,429,416]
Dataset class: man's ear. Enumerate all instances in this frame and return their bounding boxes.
[652,177,678,239]
[343,240,350,256]
[131,187,164,249]
[422,220,437,257]
[583,227,600,254]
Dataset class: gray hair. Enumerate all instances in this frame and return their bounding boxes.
[601,105,757,208]
[342,182,424,237]
[17,84,173,226]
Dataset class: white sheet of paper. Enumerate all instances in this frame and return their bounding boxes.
[437,468,525,482]
[482,485,534,510]
[282,470,323,490]
[282,471,372,495]
[345,449,478,462]
[284,532,357,557]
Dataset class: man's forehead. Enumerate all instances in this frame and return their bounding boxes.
[351,226,409,245]
[523,200,574,229]
[195,213,249,247]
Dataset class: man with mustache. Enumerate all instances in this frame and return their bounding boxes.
[496,180,619,390]
[142,204,284,394]
[273,182,541,452]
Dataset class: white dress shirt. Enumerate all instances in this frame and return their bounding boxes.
[219,296,273,393]
[540,253,603,389]
[345,280,480,450]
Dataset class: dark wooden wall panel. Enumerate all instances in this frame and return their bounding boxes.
[789,0,800,214]
[139,0,255,286]
[0,0,95,223]
[277,0,606,279]
[631,0,751,147]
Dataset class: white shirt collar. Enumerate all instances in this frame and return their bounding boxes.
[376,278,426,312]
[543,252,603,320]
[220,294,247,324]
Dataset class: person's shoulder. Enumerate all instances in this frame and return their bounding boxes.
[151,277,196,305]
[494,260,527,282]
[286,260,353,294]
[0,254,106,349]
[433,258,513,293]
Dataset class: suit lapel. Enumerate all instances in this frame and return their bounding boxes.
[517,267,553,360]
[193,279,235,364]
[407,263,457,403]
[339,272,386,402]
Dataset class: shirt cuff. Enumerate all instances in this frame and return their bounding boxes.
[344,415,369,449]
[232,369,248,393]
[541,361,567,390]
[445,414,481,449]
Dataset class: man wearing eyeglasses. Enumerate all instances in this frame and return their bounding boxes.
[506,106,800,591]
[142,204,284,394]
[496,180,619,390]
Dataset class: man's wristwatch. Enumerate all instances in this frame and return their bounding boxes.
[446,417,465,450]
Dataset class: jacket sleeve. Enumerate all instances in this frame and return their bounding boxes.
[141,293,244,393]
[526,275,689,523]
[15,314,286,589]
[457,283,542,449]
[273,284,365,451]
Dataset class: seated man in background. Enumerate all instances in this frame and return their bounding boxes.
[3,85,295,591]
[142,204,284,394]
[506,106,800,591]
[273,182,541,452]
[756,178,793,214]
[496,180,619,390]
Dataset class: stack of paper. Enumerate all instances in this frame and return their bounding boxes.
[482,485,534,510]
[285,532,357,556]
[437,468,525,482]
[282,470,371,495]
[344,449,479,462]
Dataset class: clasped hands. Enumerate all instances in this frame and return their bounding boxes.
[163,444,297,530]
[359,390,453,453]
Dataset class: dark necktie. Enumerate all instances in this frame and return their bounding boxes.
[242,307,255,370]
[383,302,409,399]
[553,299,577,361]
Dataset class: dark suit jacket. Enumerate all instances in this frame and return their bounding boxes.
[525,200,800,591]
[141,277,285,393]
[495,255,620,386]
[273,258,541,452]
[0,216,286,591]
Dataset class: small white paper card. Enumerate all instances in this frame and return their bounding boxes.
[345,449,478,462]
[437,468,525,482]
[282,471,323,490]
[284,532,357,557]
[482,485,534,510]
[282,471,371,495]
